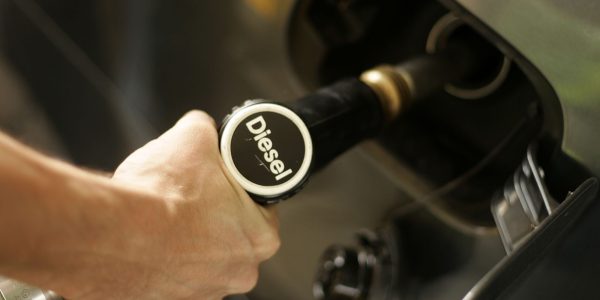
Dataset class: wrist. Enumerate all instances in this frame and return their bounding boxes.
[19,166,177,298]
[0,134,62,267]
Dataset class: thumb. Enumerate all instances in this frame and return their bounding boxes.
[160,110,218,152]
[113,110,219,181]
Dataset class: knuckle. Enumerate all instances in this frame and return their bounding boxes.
[233,265,260,294]
[264,232,281,258]
[252,229,281,260]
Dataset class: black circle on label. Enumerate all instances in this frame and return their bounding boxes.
[231,111,307,187]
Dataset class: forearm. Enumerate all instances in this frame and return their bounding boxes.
[0,131,67,267]
[0,132,169,293]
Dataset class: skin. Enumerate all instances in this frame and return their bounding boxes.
[0,110,280,299]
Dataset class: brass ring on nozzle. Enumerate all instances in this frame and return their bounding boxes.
[359,65,412,122]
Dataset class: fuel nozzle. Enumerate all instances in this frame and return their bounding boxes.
[219,48,482,204]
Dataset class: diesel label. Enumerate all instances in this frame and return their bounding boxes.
[246,116,293,181]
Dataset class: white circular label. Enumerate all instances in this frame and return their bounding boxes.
[220,102,313,199]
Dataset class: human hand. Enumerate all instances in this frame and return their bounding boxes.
[44,111,280,300]
[111,110,280,299]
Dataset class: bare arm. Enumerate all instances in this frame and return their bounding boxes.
[0,111,279,300]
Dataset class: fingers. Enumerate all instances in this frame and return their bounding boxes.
[256,205,279,234]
